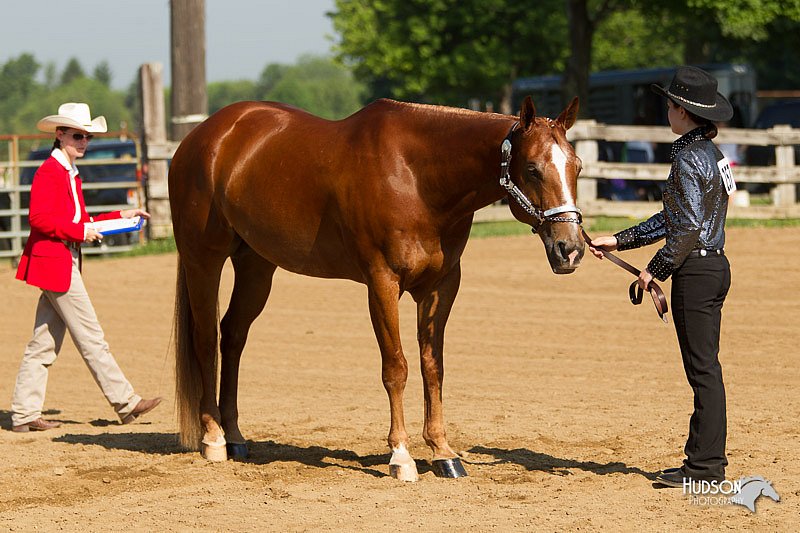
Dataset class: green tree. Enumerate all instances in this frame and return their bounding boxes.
[93,61,113,87]
[592,9,683,71]
[208,80,258,114]
[260,55,366,119]
[0,54,41,133]
[687,0,800,40]
[331,0,568,112]
[9,77,132,136]
[255,63,290,98]
[562,0,800,116]
[60,57,86,85]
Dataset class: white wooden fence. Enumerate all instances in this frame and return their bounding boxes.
[474,121,800,222]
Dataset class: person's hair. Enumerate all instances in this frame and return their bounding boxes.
[685,109,718,139]
[668,99,718,139]
[53,126,68,149]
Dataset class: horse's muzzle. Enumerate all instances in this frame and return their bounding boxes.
[546,236,585,274]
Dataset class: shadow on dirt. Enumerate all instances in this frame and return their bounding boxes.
[50,432,393,477]
[246,440,390,478]
[468,445,658,481]
[53,431,184,455]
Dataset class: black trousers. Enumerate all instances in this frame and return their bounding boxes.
[670,254,731,479]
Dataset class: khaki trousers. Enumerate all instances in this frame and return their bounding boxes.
[11,249,141,426]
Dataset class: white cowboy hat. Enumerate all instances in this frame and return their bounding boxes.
[37,102,108,133]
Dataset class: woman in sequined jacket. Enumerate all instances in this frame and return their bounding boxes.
[589,66,736,488]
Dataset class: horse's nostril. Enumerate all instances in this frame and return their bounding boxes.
[557,241,568,260]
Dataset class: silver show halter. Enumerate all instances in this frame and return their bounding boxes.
[499,122,582,234]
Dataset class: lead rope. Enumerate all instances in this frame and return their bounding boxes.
[581,229,669,323]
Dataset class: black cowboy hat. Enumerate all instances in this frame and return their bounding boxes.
[651,66,734,122]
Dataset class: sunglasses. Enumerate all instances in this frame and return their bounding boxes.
[71,133,95,141]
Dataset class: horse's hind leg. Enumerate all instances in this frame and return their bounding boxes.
[181,256,228,460]
[219,242,277,460]
[412,263,467,478]
[367,273,418,482]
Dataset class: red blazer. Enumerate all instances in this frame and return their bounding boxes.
[15,155,121,292]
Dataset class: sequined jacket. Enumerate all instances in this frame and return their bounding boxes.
[614,129,730,281]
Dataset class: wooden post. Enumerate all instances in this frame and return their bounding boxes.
[771,125,797,207]
[139,63,172,239]
[170,0,207,141]
[573,120,599,204]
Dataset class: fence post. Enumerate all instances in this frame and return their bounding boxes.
[574,120,598,204]
[9,135,22,259]
[139,63,172,239]
[771,125,797,207]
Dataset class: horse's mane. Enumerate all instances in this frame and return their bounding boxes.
[369,98,515,122]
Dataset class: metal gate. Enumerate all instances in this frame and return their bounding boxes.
[0,132,147,263]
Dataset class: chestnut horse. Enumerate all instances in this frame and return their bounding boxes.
[169,96,584,481]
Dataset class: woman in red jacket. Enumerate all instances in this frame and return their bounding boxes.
[11,102,161,432]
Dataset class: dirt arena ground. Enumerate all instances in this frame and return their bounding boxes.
[0,226,797,531]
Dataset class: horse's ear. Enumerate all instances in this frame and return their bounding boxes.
[557,97,580,130]
[519,96,536,131]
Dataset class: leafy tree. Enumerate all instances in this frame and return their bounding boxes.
[331,0,568,112]
[60,57,86,85]
[8,77,132,136]
[0,54,41,133]
[259,55,366,119]
[687,0,800,41]
[563,0,800,116]
[208,80,257,114]
[592,9,683,71]
[93,61,113,87]
[43,62,58,89]
[721,17,800,90]
[255,63,290,97]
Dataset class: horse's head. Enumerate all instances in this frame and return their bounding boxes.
[505,95,584,274]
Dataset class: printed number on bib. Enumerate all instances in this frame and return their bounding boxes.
[718,157,736,195]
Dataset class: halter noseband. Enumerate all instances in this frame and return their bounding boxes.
[498,122,582,234]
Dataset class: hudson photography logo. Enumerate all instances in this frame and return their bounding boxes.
[684,476,780,512]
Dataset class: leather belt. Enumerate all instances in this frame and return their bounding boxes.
[582,229,669,323]
[688,248,724,258]
[63,240,81,251]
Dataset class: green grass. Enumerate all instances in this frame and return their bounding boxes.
[119,235,177,257]
[726,218,800,228]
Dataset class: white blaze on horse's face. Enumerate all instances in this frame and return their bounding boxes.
[550,143,575,206]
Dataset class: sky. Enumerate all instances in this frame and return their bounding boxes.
[0,0,337,89]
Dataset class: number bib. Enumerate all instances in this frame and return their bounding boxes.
[718,157,736,195]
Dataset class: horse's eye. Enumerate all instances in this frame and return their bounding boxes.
[527,164,542,179]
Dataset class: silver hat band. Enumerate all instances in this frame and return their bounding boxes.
[666,90,715,108]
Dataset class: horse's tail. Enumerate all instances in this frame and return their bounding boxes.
[174,255,210,450]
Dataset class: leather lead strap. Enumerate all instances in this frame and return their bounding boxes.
[582,229,669,323]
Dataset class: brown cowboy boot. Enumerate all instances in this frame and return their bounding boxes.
[122,397,162,424]
[12,418,62,432]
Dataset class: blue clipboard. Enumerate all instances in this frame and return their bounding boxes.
[95,216,145,236]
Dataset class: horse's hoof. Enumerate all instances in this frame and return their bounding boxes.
[202,441,228,462]
[227,442,249,460]
[389,463,419,482]
[432,458,468,478]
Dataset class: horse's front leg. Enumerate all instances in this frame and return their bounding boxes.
[367,273,418,482]
[219,246,277,460]
[412,263,467,478]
